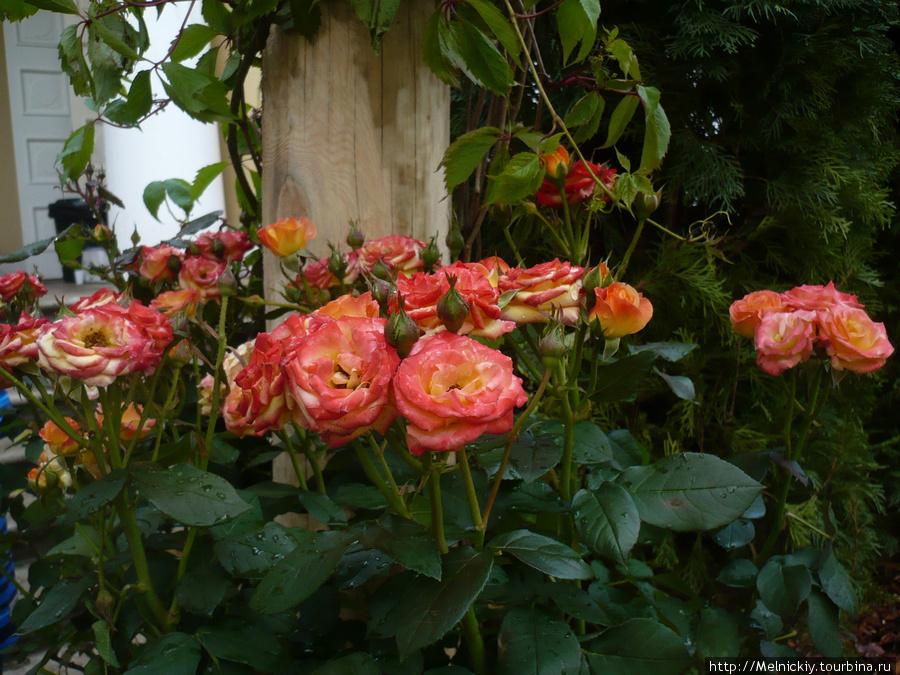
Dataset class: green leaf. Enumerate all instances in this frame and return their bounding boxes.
[591,351,657,403]
[566,92,600,127]
[638,94,670,171]
[807,590,842,658]
[124,633,201,675]
[298,491,348,526]
[717,559,758,587]
[214,521,299,579]
[288,0,322,42]
[25,0,78,14]
[422,12,460,88]
[58,123,96,184]
[756,559,812,616]
[90,16,141,60]
[508,420,564,483]
[654,368,696,402]
[818,550,858,615]
[347,0,400,50]
[58,23,90,97]
[601,95,639,149]
[695,607,742,658]
[544,583,611,625]
[629,342,696,362]
[441,127,501,192]
[464,0,521,66]
[487,152,544,205]
[572,421,617,468]
[64,470,127,523]
[619,453,762,531]
[250,531,354,614]
[143,181,167,220]
[176,563,230,617]
[395,547,493,658]
[191,161,230,201]
[169,24,218,62]
[449,21,512,94]
[713,518,755,549]
[362,515,442,580]
[198,623,285,671]
[489,530,592,580]
[133,464,252,527]
[750,600,782,641]
[608,38,641,80]
[0,237,54,264]
[497,605,582,675]
[92,620,120,667]
[556,0,599,64]
[165,178,194,214]
[584,618,690,675]
[161,62,232,123]
[312,653,380,675]
[573,485,640,565]
[18,576,93,634]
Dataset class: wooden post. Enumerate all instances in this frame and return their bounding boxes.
[260,2,450,507]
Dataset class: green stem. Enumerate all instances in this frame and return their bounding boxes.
[425,455,449,555]
[617,218,645,280]
[280,431,309,492]
[501,222,526,267]
[556,362,577,545]
[151,364,184,463]
[115,494,168,629]
[166,526,198,629]
[98,387,123,470]
[353,440,412,519]
[458,448,485,550]
[386,428,425,475]
[368,434,401,496]
[505,335,543,383]
[461,606,489,675]
[202,295,230,470]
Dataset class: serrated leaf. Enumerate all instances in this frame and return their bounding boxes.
[92,620,120,667]
[362,515,442,580]
[573,485,640,565]
[214,521,299,579]
[509,420,564,483]
[165,178,194,214]
[717,558,758,587]
[198,623,285,671]
[0,237,54,264]
[449,21,512,94]
[487,152,544,205]
[713,518,755,550]
[565,92,600,127]
[618,453,762,532]
[807,590,842,657]
[757,559,811,616]
[133,464,252,527]
[58,123,96,184]
[348,0,400,50]
[191,161,230,201]
[556,0,599,65]
[489,530,592,580]
[23,0,78,13]
[64,470,127,523]
[818,550,858,615]
[422,12,460,87]
[750,600,782,640]
[441,127,501,191]
[464,0,521,66]
[497,605,582,675]
[298,491,347,526]
[90,16,140,60]
[169,24,218,62]
[654,368,696,402]
[395,547,493,658]
[601,95,639,149]
[629,342,696,362]
[143,181,166,221]
[572,421,618,468]
[584,618,690,675]
[18,576,93,634]
[608,38,641,80]
[639,97,670,171]
[591,351,657,403]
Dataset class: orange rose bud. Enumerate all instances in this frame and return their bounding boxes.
[589,282,653,338]
[258,217,317,257]
[542,145,571,180]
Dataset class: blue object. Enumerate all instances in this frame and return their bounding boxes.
[0,510,17,661]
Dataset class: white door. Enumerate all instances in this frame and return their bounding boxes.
[3,12,73,279]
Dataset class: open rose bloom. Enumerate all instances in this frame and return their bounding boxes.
[730,283,893,375]
[499,259,585,325]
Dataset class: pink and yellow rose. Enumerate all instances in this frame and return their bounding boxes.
[357,235,431,277]
[0,271,47,304]
[729,290,788,339]
[193,229,253,262]
[588,282,653,338]
[754,310,817,376]
[817,306,894,374]
[499,259,584,325]
[137,245,183,284]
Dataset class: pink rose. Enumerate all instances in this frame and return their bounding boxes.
[817,306,893,374]
[298,253,361,291]
[179,257,226,300]
[588,282,653,338]
[69,288,120,313]
[0,313,49,372]
[137,245,183,284]
[730,290,788,339]
[357,235,430,277]
[313,292,380,320]
[224,333,293,437]
[284,316,399,448]
[193,229,253,262]
[753,310,817,376]
[782,282,863,312]
[394,331,528,455]
[536,160,617,208]
[499,259,585,325]
[0,271,47,303]
[150,289,202,319]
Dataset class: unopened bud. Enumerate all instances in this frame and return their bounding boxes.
[94,589,116,621]
[370,277,393,314]
[633,190,661,222]
[371,258,391,281]
[167,254,182,275]
[436,275,469,334]
[170,339,193,365]
[217,268,237,297]
[538,323,567,368]
[581,262,610,295]
[445,224,464,262]
[93,224,112,243]
[328,249,346,280]
[347,224,365,250]
[421,237,441,274]
[187,243,200,257]
[211,237,227,260]
[385,295,419,358]
[284,284,302,304]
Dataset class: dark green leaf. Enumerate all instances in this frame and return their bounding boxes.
[59,23,90,97]
[818,550,858,615]
[497,605,582,675]
[18,576,93,634]
[422,12,460,87]
[639,97,670,171]
[717,559,758,588]
[695,607,742,658]
[544,583,611,625]
[556,0,599,64]
[487,152,544,205]
[572,421,617,468]
[133,464,252,527]
[750,600,782,641]
[808,590,841,657]
[124,633,201,675]
[607,430,645,467]
[591,351,657,403]
[573,485,640,565]
[298,491,348,526]
[584,618,690,675]
[26,0,78,14]
[757,559,811,616]
[161,62,232,123]
[250,531,354,614]
[92,620,120,667]
[165,178,194,214]
[176,564,230,617]
[619,453,762,531]
[347,0,400,49]
[143,181,166,221]
[191,161,230,201]
[312,653,380,675]
[90,16,140,60]
[713,518,755,550]
[198,623,285,671]
[566,92,600,127]
[509,420,564,483]
[170,24,218,62]
[395,547,493,658]
[0,236,53,264]
[288,0,322,41]
[440,127,502,192]
[489,529,592,580]
[175,211,223,238]
[449,21,512,94]
[59,123,96,184]
[464,0,521,66]
[654,368,696,401]
[628,342,696,362]
[601,95,639,149]
[362,515,442,580]
[214,521,299,579]
[64,470,126,523]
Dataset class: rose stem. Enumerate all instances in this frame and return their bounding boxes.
[353,439,412,519]
[367,434,402,497]
[202,294,230,468]
[458,448,485,550]
[556,361,578,546]
[151,362,185,462]
[617,217,646,280]
[423,453,449,554]
[280,430,309,492]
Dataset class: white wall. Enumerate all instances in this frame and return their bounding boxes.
[103,3,225,247]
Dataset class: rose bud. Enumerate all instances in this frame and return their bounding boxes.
[633,190,661,222]
[370,258,392,281]
[370,277,393,314]
[437,275,469,334]
[386,295,420,358]
[581,262,611,296]
[538,322,567,369]
[328,249,347,279]
[167,253,182,275]
[217,268,238,297]
[93,224,113,243]
[446,224,464,262]
[347,224,366,250]
[210,237,227,260]
[421,237,441,274]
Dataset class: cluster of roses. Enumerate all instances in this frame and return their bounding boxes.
[730,282,894,376]
[134,229,253,318]
[27,403,154,492]
[0,271,47,308]
[0,288,173,389]
[536,145,618,209]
